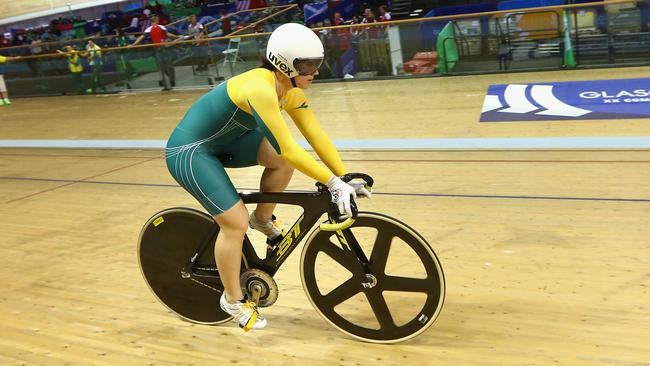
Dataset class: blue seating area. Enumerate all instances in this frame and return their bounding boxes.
[497,0,566,11]
[426,4,498,18]
[422,0,607,19]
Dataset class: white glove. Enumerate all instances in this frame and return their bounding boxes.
[349,181,372,199]
[326,176,357,218]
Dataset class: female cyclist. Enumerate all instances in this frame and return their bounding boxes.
[165,23,370,331]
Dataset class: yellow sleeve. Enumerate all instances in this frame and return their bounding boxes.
[0,56,6,63]
[285,88,348,177]
[242,80,334,184]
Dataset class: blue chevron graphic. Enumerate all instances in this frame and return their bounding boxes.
[481,78,650,122]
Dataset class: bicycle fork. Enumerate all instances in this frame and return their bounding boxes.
[334,228,378,289]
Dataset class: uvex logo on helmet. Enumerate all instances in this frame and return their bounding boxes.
[268,51,293,77]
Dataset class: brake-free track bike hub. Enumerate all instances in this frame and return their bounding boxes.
[240,269,278,307]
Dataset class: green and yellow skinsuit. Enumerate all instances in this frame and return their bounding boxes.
[166,68,346,215]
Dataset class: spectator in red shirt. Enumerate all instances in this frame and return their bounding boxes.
[132,15,180,45]
[132,15,180,90]
[361,8,380,39]
[332,11,351,51]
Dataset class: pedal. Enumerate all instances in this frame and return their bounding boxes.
[250,283,263,305]
[265,231,284,257]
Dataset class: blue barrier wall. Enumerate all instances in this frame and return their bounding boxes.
[431,3,498,16]
[497,0,565,11]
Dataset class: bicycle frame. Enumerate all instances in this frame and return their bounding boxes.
[240,190,333,276]
[186,188,345,278]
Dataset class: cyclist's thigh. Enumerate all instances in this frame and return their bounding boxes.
[256,137,288,168]
[219,128,265,168]
[165,145,240,216]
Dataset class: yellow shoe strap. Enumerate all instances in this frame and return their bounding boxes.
[241,302,259,332]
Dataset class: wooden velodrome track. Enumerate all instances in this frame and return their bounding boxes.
[1,66,649,365]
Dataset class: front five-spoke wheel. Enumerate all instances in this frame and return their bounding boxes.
[300,212,445,343]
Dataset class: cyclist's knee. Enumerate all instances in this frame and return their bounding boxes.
[219,219,248,238]
[257,139,288,170]
[276,157,294,172]
[214,203,248,235]
[267,154,293,173]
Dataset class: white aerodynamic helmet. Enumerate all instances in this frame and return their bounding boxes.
[266,23,324,78]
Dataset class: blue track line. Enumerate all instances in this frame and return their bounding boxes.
[1,176,649,203]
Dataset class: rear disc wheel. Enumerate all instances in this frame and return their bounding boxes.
[138,207,247,324]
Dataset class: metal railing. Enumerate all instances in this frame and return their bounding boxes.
[0,0,648,97]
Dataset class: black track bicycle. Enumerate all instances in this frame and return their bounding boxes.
[138,173,445,343]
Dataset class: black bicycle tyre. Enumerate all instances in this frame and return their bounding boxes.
[300,212,445,343]
[138,207,245,325]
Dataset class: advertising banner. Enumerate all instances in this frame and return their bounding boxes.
[480,78,650,122]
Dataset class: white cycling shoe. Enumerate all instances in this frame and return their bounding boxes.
[249,211,283,243]
[219,293,267,331]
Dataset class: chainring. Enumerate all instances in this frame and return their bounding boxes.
[239,268,278,308]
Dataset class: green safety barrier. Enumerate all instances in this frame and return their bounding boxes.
[117,57,158,73]
[562,10,577,67]
[437,22,458,75]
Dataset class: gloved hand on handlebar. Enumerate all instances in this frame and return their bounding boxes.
[349,181,372,199]
[326,176,357,218]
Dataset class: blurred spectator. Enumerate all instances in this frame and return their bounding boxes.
[332,11,351,50]
[220,9,232,36]
[50,18,62,38]
[362,8,374,22]
[379,5,391,21]
[333,11,345,26]
[158,5,170,23]
[186,15,209,72]
[0,54,20,105]
[498,37,511,70]
[132,15,180,90]
[350,16,362,38]
[107,13,121,33]
[15,33,28,46]
[187,15,205,39]
[133,15,180,45]
[28,39,44,76]
[378,5,391,35]
[115,28,130,47]
[86,39,106,93]
[140,10,153,32]
[1,33,12,48]
[115,29,135,82]
[41,30,52,43]
[127,14,140,33]
[57,45,86,94]
[361,8,380,39]
[323,12,352,78]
